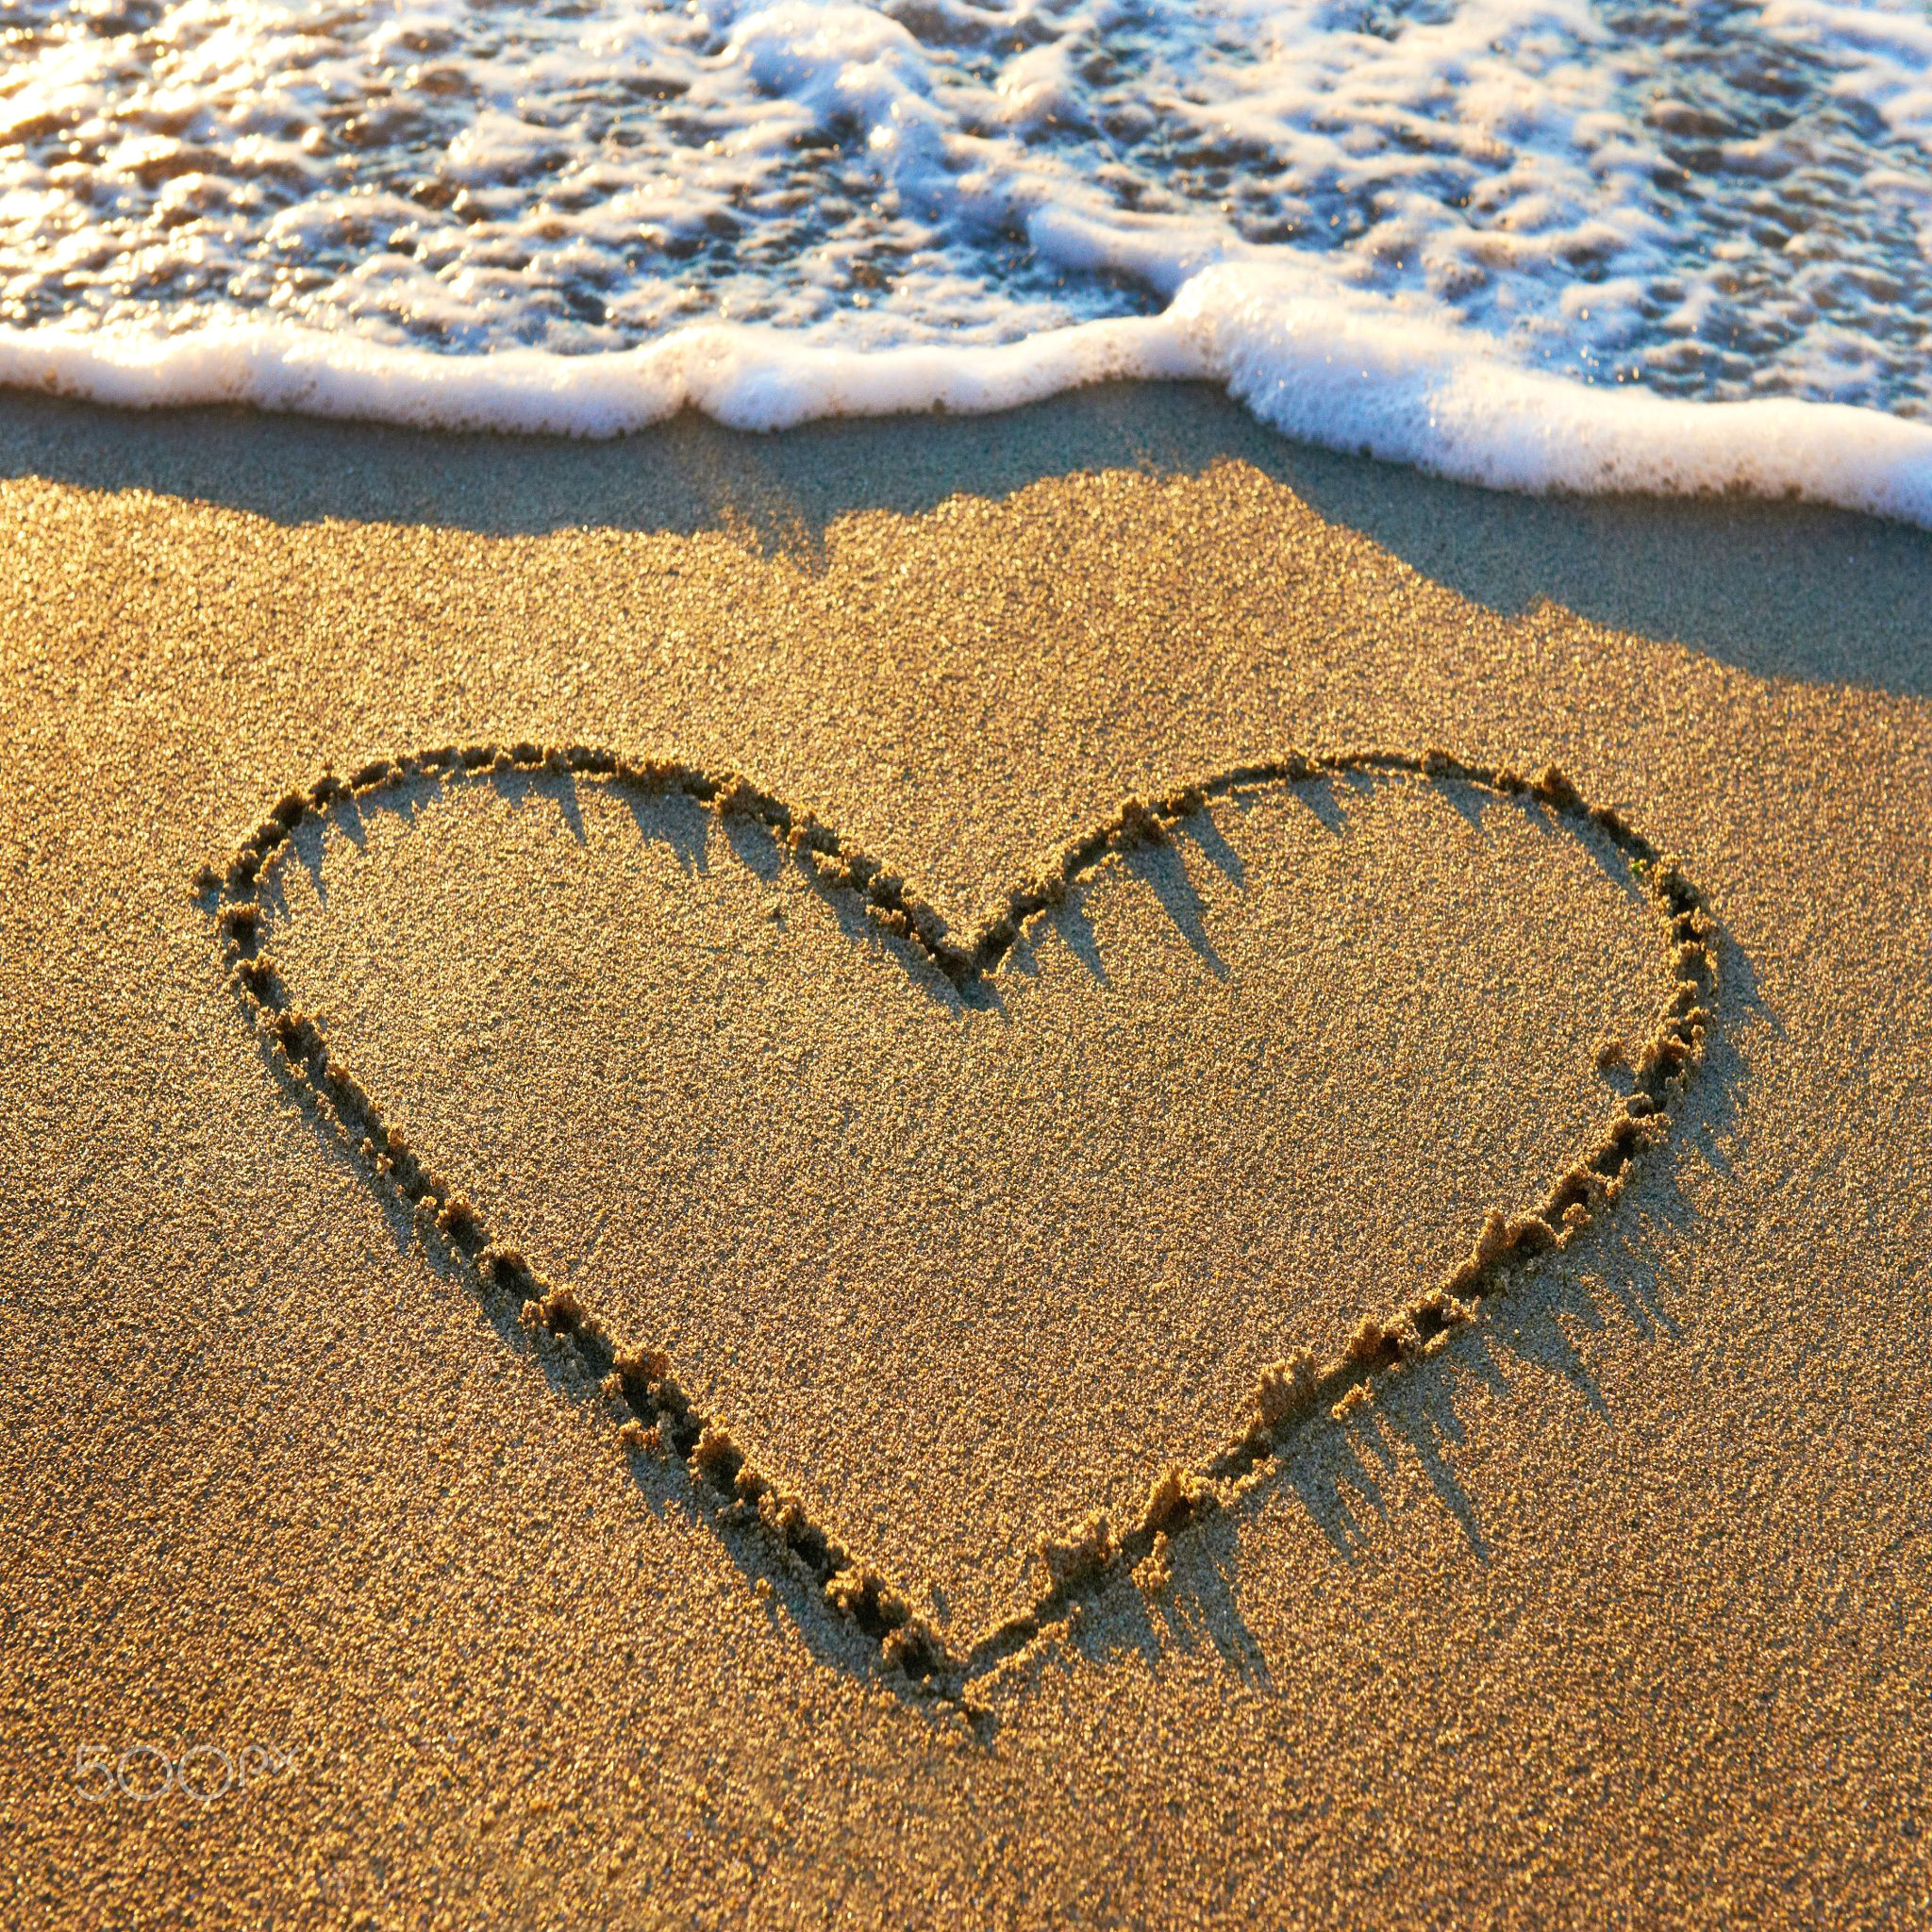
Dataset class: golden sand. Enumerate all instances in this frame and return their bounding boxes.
[1,384,1926,1925]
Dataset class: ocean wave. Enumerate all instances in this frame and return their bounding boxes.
[2,0,1930,522]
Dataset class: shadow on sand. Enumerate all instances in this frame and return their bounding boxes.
[4,381,1927,697]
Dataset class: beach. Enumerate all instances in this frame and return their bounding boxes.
[2,382,1928,1925]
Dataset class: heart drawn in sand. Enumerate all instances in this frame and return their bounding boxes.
[203,745,1716,1700]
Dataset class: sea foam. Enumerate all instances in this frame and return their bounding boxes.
[2,0,1930,523]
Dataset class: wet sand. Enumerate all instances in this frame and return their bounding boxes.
[1,384,1927,1926]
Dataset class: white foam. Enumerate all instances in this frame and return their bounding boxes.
[1762,2,1932,146]
[6,260,1931,526]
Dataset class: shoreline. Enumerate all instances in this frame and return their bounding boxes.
[6,289,1932,528]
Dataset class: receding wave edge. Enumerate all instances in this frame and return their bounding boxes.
[7,262,1929,528]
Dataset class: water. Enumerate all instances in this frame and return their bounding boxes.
[4,0,1932,518]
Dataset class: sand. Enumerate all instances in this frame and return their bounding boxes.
[1,383,1927,1927]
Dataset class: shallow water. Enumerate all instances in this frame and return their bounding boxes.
[4,0,1932,511]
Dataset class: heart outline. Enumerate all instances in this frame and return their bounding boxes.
[200,743,1718,1706]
